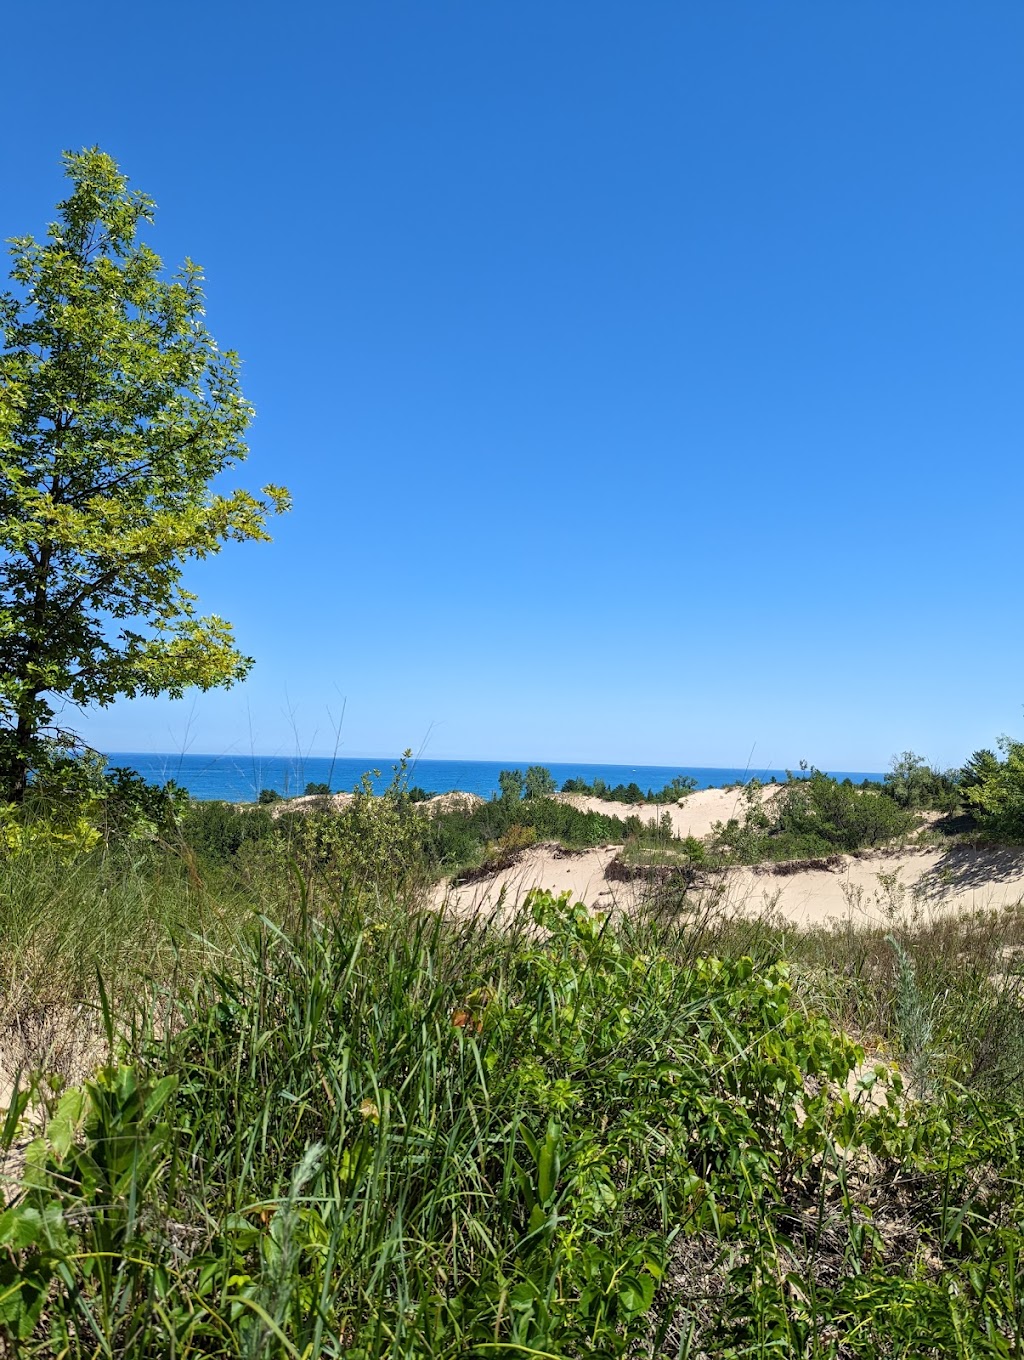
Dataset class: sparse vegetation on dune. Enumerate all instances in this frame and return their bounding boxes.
[707,769,918,865]
[561,773,699,805]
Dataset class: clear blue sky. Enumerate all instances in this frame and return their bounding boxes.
[3,3,1022,770]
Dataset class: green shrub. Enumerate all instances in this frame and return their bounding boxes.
[179,800,276,865]
[883,750,960,811]
[296,787,427,892]
[712,770,916,863]
[962,738,1024,842]
[419,796,638,875]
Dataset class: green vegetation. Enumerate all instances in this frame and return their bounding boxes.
[524,764,557,798]
[711,770,917,864]
[3,738,1024,1355]
[422,795,643,878]
[3,840,1024,1357]
[882,750,961,812]
[0,149,288,803]
[496,767,559,801]
[0,745,187,856]
[562,773,699,804]
[961,738,1024,843]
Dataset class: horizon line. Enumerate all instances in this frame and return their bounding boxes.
[101,749,887,774]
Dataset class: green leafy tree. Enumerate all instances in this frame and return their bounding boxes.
[523,764,556,799]
[498,768,525,802]
[963,738,1024,842]
[961,748,1001,791]
[0,149,289,801]
[883,750,959,811]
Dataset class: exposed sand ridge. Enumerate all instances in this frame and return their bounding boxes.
[433,785,1024,925]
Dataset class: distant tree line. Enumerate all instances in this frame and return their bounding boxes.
[560,773,699,805]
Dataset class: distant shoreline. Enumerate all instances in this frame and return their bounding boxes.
[102,752,887,804]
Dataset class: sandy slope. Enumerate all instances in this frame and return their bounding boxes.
[434,842,1024,926]
[550,785,780,840]
[434,788,1024,927]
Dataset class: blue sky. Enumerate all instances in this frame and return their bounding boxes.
[3,3,1022,770]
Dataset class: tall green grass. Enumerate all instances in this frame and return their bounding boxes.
[3,869,1024,1357]
[2,844,259,979]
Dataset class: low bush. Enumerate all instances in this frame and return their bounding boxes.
[178,799,277,866]
[292,790,427,894]
[711,770,916,863]
[418,796,639,876]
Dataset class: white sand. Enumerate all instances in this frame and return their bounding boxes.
[435,841,1024,926]
[434,787,1024,927]
[551,785,781,840]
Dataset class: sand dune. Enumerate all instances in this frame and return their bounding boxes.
[551,784,781,840]
[434,841,1024,926]
[435,788,1024,927]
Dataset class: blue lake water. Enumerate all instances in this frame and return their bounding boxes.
[104,752,885,803]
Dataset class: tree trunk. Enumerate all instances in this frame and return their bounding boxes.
[6,706,35,804]
[4,541,54,804]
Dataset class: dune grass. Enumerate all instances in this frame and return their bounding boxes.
[2,835,1024,1357]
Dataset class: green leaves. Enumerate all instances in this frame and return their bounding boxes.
[962,737,1024,842]
[0,1200,66,1340]
[0,148,289,800]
